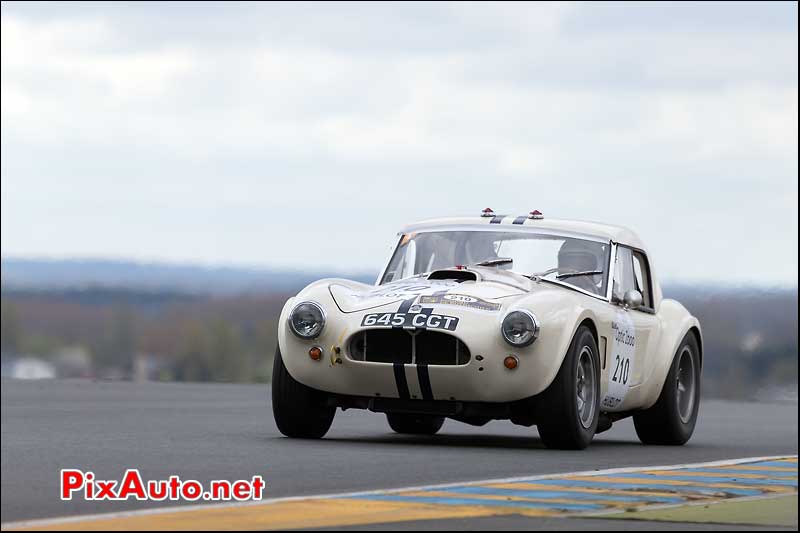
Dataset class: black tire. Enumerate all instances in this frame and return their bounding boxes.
[536,325,600,450]
[272,346,335,439]
[386,413,445,435]
[634,333,701,445]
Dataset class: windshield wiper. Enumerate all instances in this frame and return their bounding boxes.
[474,257,514,267]
[556,270,604,280]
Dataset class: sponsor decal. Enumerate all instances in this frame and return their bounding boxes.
[361,311,459,331]
[419,293,501,312]
[601,311,636,410]
[350,281,459,300]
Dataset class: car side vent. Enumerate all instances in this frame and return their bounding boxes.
[427,269,478,282]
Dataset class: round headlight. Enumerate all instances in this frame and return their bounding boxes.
[501,310,540,347]
[288,301,325,339]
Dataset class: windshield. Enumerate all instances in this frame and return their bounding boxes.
[381,230,610,296]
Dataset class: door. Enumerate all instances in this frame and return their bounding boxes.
[601,245,659,411]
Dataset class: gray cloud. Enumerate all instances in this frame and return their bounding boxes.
[1,1,797,284]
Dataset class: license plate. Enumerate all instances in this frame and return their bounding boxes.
[360,312,459,331]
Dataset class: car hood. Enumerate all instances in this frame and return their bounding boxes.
[328,266,534,313]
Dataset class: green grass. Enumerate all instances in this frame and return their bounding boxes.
[604,494,798,528]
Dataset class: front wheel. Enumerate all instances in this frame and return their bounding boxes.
[536,325,600,450]
[387,413,444,435]
[272,346,335,439]
[633,333,701,445]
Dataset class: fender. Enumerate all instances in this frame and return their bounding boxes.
[277,280,345,388]
[506,289,605,397]
[638,298,702,410]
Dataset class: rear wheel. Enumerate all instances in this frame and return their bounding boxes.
[536,325,600,450]
[272,346,335,438]
[634,333,701,445]
[387,413,444,435]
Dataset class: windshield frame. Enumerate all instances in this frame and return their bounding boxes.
[376,225,614,302]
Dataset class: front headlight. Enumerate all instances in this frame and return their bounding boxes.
[501,310,540,347]
[288,301,325,339]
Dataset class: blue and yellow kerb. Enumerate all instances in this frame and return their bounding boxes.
[3,456,796,531]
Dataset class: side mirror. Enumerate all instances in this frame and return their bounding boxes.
[623,290,643,310]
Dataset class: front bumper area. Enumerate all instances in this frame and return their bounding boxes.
[327,393,542,427]
[280,328,562,404]
[278,293,569,404]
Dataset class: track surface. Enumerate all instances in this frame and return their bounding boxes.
[1,379,797,526]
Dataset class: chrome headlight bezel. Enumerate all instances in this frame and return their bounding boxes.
[288,301,326,339]
[501,310,540,347]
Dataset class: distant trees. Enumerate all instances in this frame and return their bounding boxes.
[173,320,248,382]
[95,307,137,376]
[1,301,20,352]
[0,286,796,399]
[1,288,286,382]
[669,287,798,398]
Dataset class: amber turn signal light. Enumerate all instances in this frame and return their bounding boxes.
[309,347,323,361]
[504,356,519,370]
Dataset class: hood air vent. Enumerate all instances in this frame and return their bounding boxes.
[427,269,478,282]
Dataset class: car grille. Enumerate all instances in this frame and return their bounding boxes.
[348,329,471,365]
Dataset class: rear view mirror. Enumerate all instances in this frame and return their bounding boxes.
[623,290,643,310]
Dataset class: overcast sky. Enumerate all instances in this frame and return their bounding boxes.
[1,1,797,285]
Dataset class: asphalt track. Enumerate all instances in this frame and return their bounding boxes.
[1,379,797,529]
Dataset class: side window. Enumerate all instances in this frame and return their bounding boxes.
[632,250,653,310]
[612,246,635,302]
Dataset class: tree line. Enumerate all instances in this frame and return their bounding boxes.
[1,286,797,399]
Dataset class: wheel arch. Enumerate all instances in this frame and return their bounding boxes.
[639,299,702,410]
[534,311,602,449]
[688,325,703,368]
[517,300,603,399]
[578,316,599,344]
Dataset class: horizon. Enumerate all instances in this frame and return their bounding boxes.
[2,254,797,290]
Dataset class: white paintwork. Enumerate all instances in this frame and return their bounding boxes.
[278,216,701,411]
[402,216,647,250]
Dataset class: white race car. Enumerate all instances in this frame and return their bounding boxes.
[273,210,702,449]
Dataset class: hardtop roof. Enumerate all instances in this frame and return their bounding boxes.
[400,216,647,250]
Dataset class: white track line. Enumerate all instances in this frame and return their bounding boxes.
[2,454,796,530]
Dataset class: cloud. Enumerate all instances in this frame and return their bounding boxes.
[1,1,797,284]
